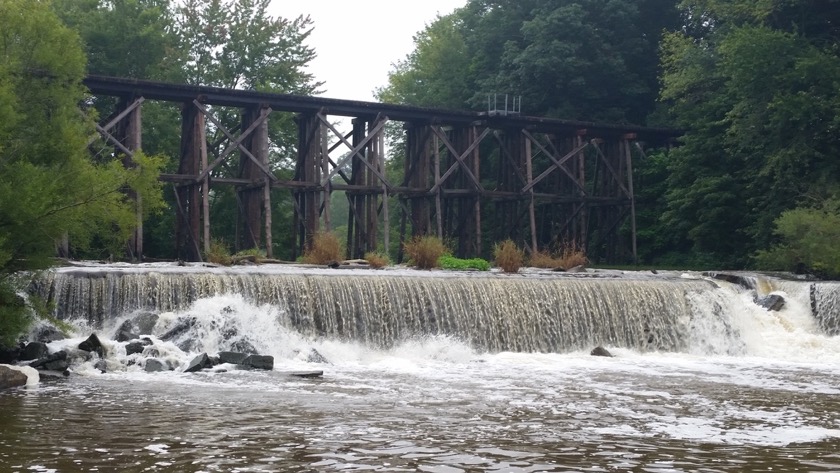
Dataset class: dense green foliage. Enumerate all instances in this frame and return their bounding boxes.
[656,0,840,270]
[438,255,491,271]
[378,0,680,123]
[0,0,166,346]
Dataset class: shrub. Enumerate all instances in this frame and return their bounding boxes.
[0,280,32,349]
[439,255,490,271]
[205,239,232,266]
[302,232,343,264]
[494,239,524,273]
[403,235,447,269]
[364,251,390,269]
[529,250,559,269]
[557,243,589,270]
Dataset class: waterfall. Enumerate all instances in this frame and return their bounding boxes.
[27,266,837,355]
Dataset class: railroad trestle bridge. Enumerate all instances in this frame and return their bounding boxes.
[84,75,678,263]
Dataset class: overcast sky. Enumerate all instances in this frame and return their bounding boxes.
[269,0,465,102]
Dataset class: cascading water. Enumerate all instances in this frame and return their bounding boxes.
[28,264,836,357]
[8,264,840,472]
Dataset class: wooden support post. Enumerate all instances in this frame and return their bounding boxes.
[239,106,269,251]
[525,135,537,253]
[322,119,331,232]
[199,112,210,255]
[119,97,144,261]
[433,132,443,239]
[175,102,203,262]
[623,135,638,264]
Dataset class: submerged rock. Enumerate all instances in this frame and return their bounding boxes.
[590,346,613,357]
[228,339,257,355]
[289,371,323,378]
[756,294,785,312]
[125,340,148,356]
[144,358,167,372]
[94,359,107,373]
[160,317,197,342]
[0,365,29,389]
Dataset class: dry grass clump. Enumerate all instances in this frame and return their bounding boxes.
[205,239,232,266]
[403,235,447,269]
[494,239,524,273]
[557,244,588,269]
[528,244,589,270]
[364,251,390,269]
[528,250,558,269]
[302,232,343,264]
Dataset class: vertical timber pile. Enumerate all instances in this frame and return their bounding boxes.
[238,106,271,255]
[294,113,322,258]
[113,96,143,260]
[402,124,433,254]
[175,102,205,262]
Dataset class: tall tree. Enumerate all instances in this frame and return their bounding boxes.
[0,0,164,345]
[659,1,840,267]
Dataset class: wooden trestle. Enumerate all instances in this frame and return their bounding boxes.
[85,75,677,263]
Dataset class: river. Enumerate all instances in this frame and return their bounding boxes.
[1,264,839,472]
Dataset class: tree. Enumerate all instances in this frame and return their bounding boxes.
[379,0,681,124]
[659,1,840,267]
[0,0,164,346]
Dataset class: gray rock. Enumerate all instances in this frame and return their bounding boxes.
[125,341,146,356]
[0,366,28,389]
[289,371,323,378]
[161,317,196,342]
[184,353,212,373]
[228,339,257,354]
[306,348,330,364]
[218,351,248,364]
[144,358,167,372]
[116,330,138,342]
[133,312,160,335]
[590,346,613,357]
[0,346,20,364]
[242,354,273,370]
[567,265,588,273]
[78,334,106,358]
[19,342,49,361]
[756,294,785,312]
[34,325,66,343]
[94,359,107,373]
[29,350,68,370]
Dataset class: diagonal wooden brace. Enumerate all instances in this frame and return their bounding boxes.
[94,123,134,157]
[318,114,391,189]
[521,133,589,193]
[194,105,272,183]
[592,140,632,198]
[86,97,145,147]
[429,126,489,193]
[192,100,276,182]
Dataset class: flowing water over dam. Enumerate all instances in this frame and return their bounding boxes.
[3,264,840,472]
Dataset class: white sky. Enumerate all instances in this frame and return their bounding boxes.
[269,0,466,102]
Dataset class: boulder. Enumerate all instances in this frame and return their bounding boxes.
[184,353,212,373]
[133,312,160,335]
[0,345,20,364]
[30,350,70,371]
[0,365,29,389]
[78,334,106,358]
[228,339,258,354]
[218,351,249,364]
[116,330,138,342]
[306,348,330,364]
[756,294,785,312]
[590,346,613,357]
[704,272,753,289]
[125,340,147,356]
[241,354,274,370]
[144,358,167,372]
[19,342,49,361]
[94,359,107,373]
[34,325,66,343]
[160,317,196,342]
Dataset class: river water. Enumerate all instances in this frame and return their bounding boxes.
[2,265,840,472]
